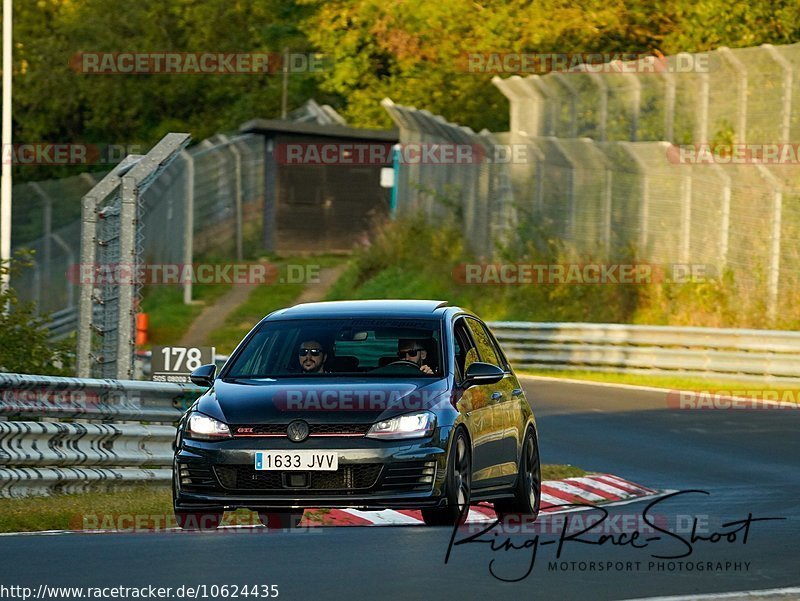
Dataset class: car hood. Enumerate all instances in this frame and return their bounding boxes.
[195,377,452,425]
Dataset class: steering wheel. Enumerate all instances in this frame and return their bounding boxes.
[385,360,420,369]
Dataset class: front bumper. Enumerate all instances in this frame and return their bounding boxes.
[174,426,451,511]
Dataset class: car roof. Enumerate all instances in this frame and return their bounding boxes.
[266,299,451,320]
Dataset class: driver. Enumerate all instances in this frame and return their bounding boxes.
[298,339,328,373]
[397,339,434,375]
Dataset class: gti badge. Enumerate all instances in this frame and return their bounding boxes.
[287,420,309,442]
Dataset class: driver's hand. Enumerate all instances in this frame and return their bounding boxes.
[420,365,433,375]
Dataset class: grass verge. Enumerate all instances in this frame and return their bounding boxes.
[0,463,588,533]
[326,211,800,329]
[139,284,231,346]
[206,255,345,354]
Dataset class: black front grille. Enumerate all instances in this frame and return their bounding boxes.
[214,464,383,492]
[231,423,370,437]
[178,463,218,491]
[379,460,437,492]
[310,423,370,436]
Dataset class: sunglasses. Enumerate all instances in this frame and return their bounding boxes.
[398,348,424,358]
[298,348,323,357]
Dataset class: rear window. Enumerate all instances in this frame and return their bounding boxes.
[223,318,443,378]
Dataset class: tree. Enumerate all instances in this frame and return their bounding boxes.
[0,254,74,375]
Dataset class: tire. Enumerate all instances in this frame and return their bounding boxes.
[494,427,541,521]
[422,429,471,526]
[258,510,304,530]
[174,509,224,531]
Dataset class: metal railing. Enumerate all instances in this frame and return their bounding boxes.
[5,319,800,496]
[489,322,800,383]
[0,373,201,497]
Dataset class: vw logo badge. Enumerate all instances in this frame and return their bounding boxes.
[287,420,309,442]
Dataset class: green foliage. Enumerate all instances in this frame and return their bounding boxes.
[0,253,74,375]
[299,0,683,130]
[326,212,799,329]
[8,0,321,182]
[4,0,800,182]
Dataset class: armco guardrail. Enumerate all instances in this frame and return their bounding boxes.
[0,374,203,497]
[488,322,800,383]
[5,321,800,496]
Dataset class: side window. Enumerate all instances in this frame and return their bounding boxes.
[484,324,509,371]
[466,318,501,368]
[453,318,479,380]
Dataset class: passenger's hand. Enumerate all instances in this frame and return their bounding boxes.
[420,365,433,375]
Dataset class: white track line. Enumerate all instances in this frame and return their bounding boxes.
[341,508,423,525]
[518,374,800,410]
[619,586,800,601]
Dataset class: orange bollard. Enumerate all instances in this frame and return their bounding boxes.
[136,312,149,346]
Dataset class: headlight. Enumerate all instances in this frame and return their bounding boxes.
[366,411,436,440]
[186,413,231,441]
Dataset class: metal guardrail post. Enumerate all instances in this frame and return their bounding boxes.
[29,183,52,308]
[660,65,677,142]
[181,149,194,305]
[549,138,578,242]
[114,133,191,380]
[263,137,277,252]
[620,142,650,253]
[708,163,732,268]
[762,44,793,144]
[550,73,579,137]
[718,47,748,143]
[491,75,546,137]
[755,165,784,323]
[117,174,138,380]
[697,71,710,143]
[219,134,244,261]
[77,156,143,378]
[583,71,608,142]
[680,168,692,264]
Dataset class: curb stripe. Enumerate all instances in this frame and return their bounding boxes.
[578,477,636,497]
[342,509,423,525]
[593,475,652,496]
[545,480,607,503]
[564,478,623,501]
[0,473,664,534]
[602,474,656,494]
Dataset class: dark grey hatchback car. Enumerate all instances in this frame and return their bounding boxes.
[173,299,540,529]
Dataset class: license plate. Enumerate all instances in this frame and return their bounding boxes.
[254,451,338,471]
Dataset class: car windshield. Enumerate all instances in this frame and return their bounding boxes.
[223,318,443,378]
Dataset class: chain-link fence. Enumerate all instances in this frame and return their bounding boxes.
[10,132,266,321]
[381,99,516,259]
[70,132,267,379]
[10,173,105,314]
[384,42,800,324]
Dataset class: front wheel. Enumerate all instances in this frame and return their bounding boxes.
[494,427,541,521]
[422,429,471,526]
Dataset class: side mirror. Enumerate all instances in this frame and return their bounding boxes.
[463,362,504,386]
[190,364,216,388]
